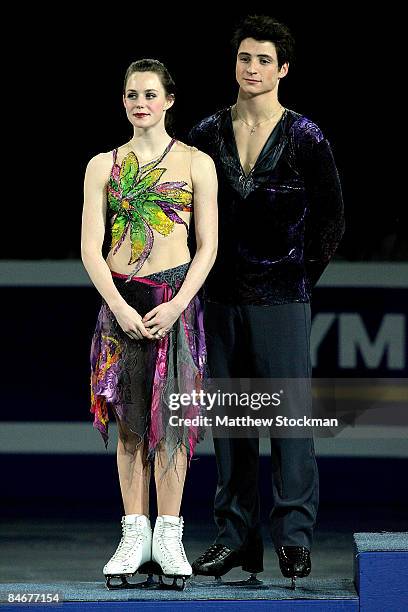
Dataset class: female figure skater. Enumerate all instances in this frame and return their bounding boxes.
[81,58,218,589]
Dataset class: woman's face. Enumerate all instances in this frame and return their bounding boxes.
[123,71,174,130]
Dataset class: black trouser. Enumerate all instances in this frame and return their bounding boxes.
[205,300,319,552]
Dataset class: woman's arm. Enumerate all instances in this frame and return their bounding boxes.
[142,149,218,335]
[173,149,218,309]
[81,154,154,340]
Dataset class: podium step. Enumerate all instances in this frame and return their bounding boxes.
[354,531,408,611]
[1,578,358,610]
[2,532,407,610]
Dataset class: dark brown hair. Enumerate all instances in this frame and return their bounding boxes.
[231,15,295,67]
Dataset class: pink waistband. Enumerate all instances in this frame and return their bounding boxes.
[111,270,164,287]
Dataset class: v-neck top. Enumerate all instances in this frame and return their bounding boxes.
[188,107,345,305]
[227,107,286,180]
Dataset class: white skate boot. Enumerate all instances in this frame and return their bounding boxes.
[152,515,192,589]
[103,514,153,589]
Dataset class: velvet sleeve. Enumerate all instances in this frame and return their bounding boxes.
[299,128,345,288]
[187,122,208,152]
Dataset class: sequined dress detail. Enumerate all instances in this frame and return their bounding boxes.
[108,138,193,280]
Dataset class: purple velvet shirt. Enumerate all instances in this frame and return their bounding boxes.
[188,107,345,305]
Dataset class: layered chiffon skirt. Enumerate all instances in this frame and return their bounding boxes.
[90,262,207,466]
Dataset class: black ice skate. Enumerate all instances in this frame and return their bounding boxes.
[276,545,311,589]
[192,541,264,586]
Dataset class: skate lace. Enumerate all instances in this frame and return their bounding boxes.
[110,520,144,563]
[279,546,309,564]
[201,543,223,561]
[292,548,308,562]
[160,521,188,564]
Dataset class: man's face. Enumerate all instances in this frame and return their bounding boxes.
[235,38,288,96]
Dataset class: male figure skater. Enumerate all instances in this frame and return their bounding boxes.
[188,15,345,587]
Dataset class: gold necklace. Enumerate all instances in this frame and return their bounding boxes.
[234,104,285,135]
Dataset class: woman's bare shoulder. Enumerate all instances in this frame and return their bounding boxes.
[176,140,213,164]
[174,140,200,154]
[85,150,116,179]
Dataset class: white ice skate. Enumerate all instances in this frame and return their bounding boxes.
[152,515,192,590]
[104,514,153,589]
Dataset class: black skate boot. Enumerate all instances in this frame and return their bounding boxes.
[276,546,311,589]
[192,538,263,586]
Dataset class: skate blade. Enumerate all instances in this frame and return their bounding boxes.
[222,575,264,587]
[105,573,158,590]
[158,574,189,591]
[191,574,264,588]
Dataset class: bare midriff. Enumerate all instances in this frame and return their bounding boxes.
[106,213,192,277]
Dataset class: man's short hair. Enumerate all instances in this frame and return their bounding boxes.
[231,15,295,67]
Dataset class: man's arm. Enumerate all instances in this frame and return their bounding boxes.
[300,128,345,288]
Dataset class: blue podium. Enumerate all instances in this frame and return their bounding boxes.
[1,532,407,610]
[354,532,408,611]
